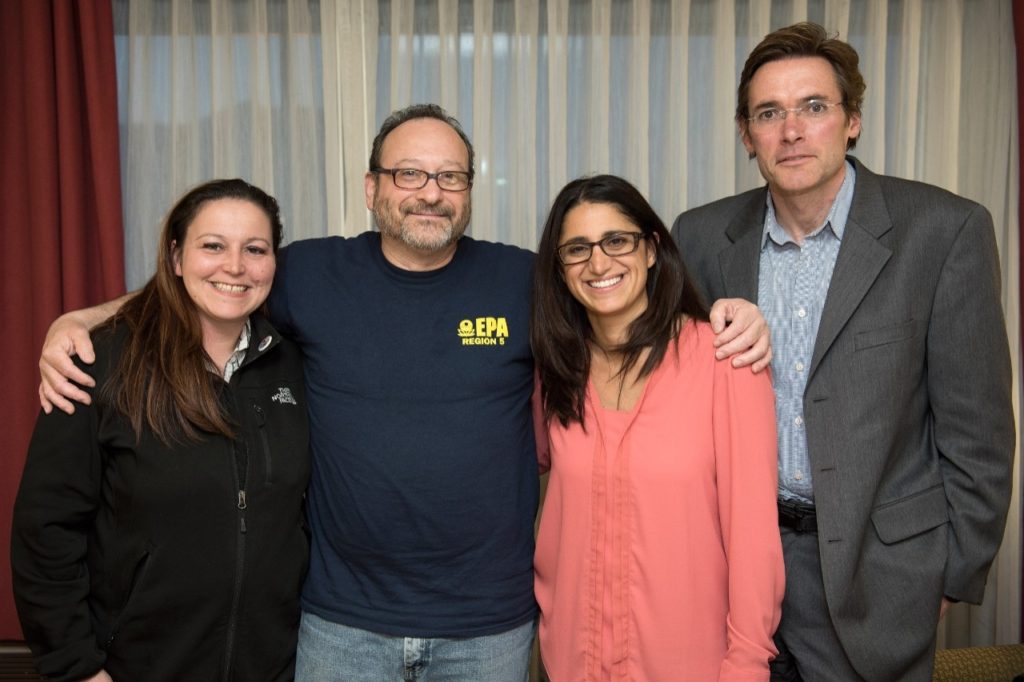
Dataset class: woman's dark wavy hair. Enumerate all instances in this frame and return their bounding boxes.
[101,178,283,444]
[531,174,709,428]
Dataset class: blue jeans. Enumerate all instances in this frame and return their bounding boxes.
[295,611,535,681]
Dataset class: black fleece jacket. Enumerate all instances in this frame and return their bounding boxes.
[12,314,310,682]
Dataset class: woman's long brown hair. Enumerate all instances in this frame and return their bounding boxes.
[101,179,283,444]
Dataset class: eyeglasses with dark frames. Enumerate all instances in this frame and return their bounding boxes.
[372,167,472,192]
[556,232,647,265]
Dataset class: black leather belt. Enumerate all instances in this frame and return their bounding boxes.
[778,498,817,533]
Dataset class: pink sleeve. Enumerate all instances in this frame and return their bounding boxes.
[713,363,785,681]
[533,373,550,474]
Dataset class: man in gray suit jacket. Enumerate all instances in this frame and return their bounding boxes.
[672,22,1014,682]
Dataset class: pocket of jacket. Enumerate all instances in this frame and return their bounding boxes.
[870,484,948,544]
[855,319,917,351]
[103,548,153,648]
[253,402,273,484]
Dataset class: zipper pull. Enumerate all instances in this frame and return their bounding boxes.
[238,490,248,534]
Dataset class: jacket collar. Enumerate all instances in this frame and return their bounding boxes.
[239,312,282,370]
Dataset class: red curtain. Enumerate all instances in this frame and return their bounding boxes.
[0,0,124,638]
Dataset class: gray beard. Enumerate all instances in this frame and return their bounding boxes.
[373,200,471,253]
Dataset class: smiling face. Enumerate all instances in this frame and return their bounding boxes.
[365,117,472,267]
[172,198,275,340]
[740,56,861,204]
[559,201,656,330]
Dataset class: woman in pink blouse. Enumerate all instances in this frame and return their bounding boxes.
[531,175,784,681]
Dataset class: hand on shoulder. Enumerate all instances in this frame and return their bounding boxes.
[708,298,772,373]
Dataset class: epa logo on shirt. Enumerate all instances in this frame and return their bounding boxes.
[457,317,509,346]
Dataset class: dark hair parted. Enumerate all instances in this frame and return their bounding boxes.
[102,178,284,444]
[737,21,865,150]
[369,103,475,180]
[531,175,709,427]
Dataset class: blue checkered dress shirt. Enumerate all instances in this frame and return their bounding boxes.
[758,162,856,503]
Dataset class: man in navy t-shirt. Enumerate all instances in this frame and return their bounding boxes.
[275,104,542,679]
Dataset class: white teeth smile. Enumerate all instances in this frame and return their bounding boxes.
[589,276,622,289]
[212,282,248,293]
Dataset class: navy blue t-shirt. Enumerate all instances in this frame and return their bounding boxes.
[269,232,539,637]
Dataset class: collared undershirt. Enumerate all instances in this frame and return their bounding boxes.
[758,161,856,504]
[219,318,251,383]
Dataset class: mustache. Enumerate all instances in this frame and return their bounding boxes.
[403,201,454,218]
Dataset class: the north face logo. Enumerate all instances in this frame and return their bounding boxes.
[271,387,297,405]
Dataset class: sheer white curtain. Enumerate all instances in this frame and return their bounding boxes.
[115,0,1019,647]
[113,0,327,288]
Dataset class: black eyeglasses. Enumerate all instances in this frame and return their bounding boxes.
[556,232,646,265]
[372,167,472,192]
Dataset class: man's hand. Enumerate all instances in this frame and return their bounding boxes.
[83,670,114,682]
[709,298,772,373]
[39,312,98,415]
[38,295,130,414]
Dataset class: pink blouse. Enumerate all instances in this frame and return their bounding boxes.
[535,321,784,681]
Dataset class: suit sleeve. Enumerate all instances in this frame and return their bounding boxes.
[672,212,716,305]
[11,375,107,682]
[927,203,1014,603]
[713,361,784,680]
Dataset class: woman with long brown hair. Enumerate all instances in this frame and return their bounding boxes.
[531,175,783,680]
[12,179,309,682]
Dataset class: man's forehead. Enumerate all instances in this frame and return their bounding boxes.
[379,118,469,166]
[749,56,841,101]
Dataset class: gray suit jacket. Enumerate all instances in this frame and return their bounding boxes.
[672,158,1014,680]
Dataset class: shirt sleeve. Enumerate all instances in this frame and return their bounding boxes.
[11,370,107,682]
[713,362,784,681]
[267,243,297,335]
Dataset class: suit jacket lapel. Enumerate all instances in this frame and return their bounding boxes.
[719,190,767,300]
[808,160,894,380]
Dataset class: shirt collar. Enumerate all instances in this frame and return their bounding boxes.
[220,318,251,383]
[761,160,857,249]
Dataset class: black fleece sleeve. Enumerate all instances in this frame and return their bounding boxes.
[11,370,107,682]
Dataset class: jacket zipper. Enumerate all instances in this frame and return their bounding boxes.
[221,437,248,681]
